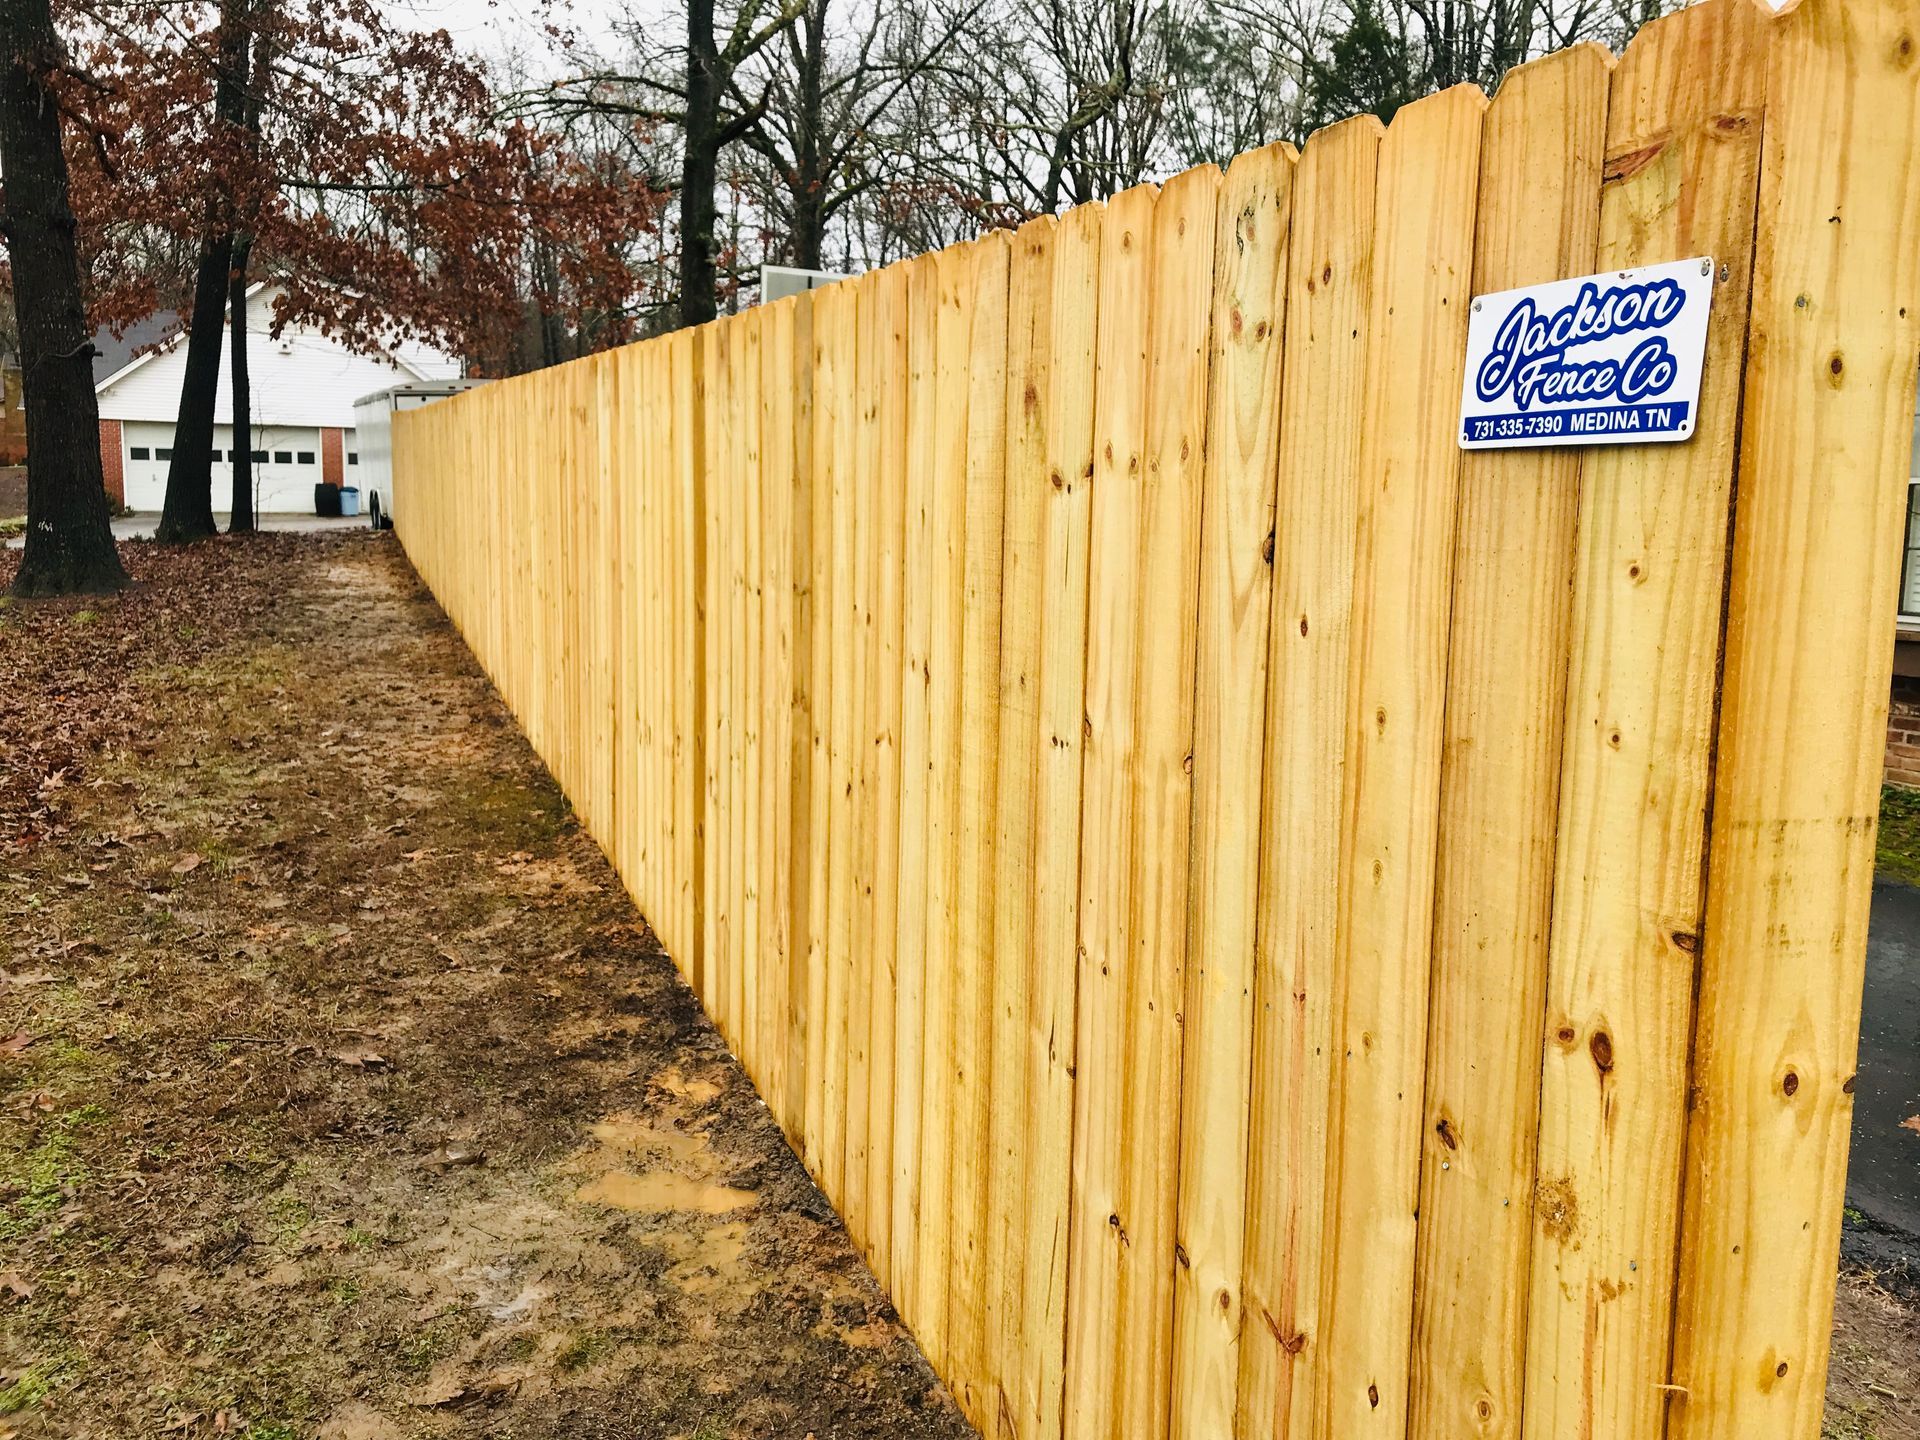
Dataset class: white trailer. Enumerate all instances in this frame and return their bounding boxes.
[352,379,488,529]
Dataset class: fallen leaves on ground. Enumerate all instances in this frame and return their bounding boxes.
[0,536,314,848]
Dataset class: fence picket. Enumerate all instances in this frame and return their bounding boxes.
[990,213,1058,1438]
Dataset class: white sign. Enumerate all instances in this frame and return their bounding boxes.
[1458,256,1715,449]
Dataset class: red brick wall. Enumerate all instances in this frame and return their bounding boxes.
[1887,675,1920,788]
[0,367,28,466]
[99,419,124,506]
[320,426,344,487]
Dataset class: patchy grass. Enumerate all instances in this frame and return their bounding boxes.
[0,1106,106,1243]
[0,1350,84,1413]
[1881,784,1920,886]
[556,1328,616,1371]
[0,532,975,1438]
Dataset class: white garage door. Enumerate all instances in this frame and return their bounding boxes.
[120,423,325,514]
[120,422,174,511]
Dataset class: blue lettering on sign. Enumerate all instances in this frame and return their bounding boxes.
[1475,278,1688,412]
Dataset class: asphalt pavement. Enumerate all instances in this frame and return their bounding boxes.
[1855,878,1920,1241]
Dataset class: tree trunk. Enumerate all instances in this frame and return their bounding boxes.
[788,0,827,270]
[227,3,265,533]
[0,0,127,596]
[678,0,721,329]
[228,233,253,532]
[155,228,231,542]
[156,2,249,544]
[791,186,827,271]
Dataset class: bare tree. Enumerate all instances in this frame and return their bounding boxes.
[518,0,805,327]
[731,0,984,270]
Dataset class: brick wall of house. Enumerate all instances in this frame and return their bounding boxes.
[99,419,124,506]
[320,426,344,487]
[1887,675,1920,788]
[0,367,28,465]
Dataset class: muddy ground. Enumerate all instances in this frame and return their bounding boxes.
[0,534,970,1439]
[0,532,1912,1439]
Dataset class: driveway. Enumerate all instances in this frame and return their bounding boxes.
[4,513,370,550]
[109,512,371,540]
[1857,879,1920,1240]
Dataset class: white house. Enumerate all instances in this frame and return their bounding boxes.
[94,281,463,513]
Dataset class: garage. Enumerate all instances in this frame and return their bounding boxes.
[94,279,456,514]
[118,423,342,514]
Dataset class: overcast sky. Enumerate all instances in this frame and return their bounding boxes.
[381,0,640,70]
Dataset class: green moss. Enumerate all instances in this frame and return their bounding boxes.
[0,1351,83,1413]
[556,1329,613,1371]
[1877,784,1920,885]
[398,1321,457,1375]
[0,1107,106,1242]
[439,770,570,848]
[264,1193,313,1246]
[501,1333,538,1362]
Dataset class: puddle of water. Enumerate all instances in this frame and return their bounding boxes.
[574,1170,757,1214]
[655,1066,723,1104]
[586,1114,710,1164]
[656,1219,757,1311]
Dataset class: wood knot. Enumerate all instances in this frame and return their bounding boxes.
[1590,1030,1614,1075]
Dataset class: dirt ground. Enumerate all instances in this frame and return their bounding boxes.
[1829,1266,1920,1440]
[0,534,972,1439]
[0,532,1913,1439]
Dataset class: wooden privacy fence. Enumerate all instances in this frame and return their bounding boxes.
[393,2,1920,1436]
